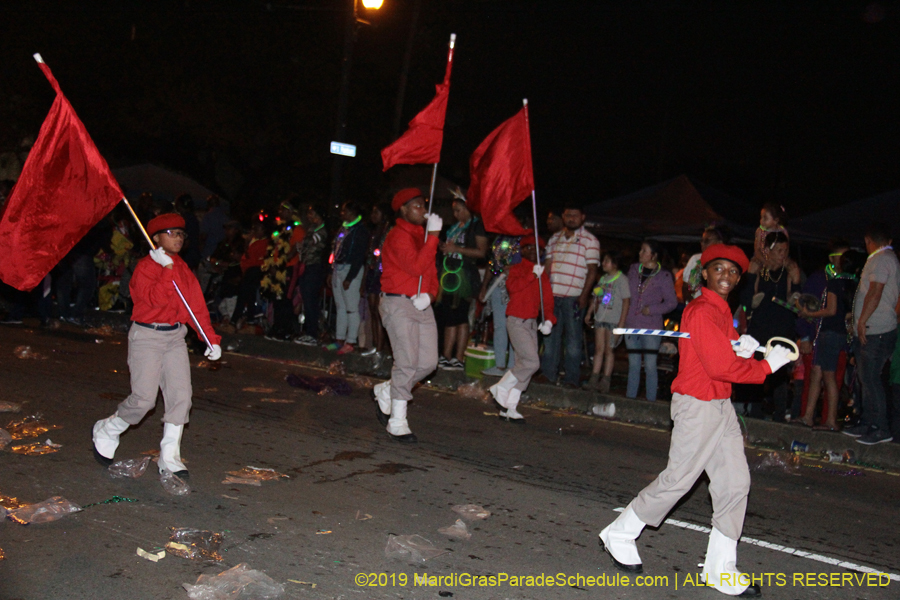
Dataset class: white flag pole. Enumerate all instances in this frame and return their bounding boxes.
[417,32,456,297]
[121,198,214,352]
[521,99,545,324]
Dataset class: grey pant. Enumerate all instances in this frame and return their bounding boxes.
[380,295,438,401]
[507,316,540,391]
[631,393,750,541]
[116,323,193,426]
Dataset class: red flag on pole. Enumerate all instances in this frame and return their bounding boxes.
[0,55,124,291]
[466,106,533,236]
[381,37,455,171]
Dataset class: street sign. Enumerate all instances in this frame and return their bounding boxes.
[330,142,357,157]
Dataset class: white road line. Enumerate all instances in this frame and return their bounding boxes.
[612,507,900,582]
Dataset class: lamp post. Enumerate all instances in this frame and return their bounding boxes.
[329,0,382,216]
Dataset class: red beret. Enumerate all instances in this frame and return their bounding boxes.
[148,213,186,238]
[519,231,546,250]
[391,188,424,212]
[700,243,749,273]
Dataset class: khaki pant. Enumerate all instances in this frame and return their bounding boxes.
[631,393,750,541]
[507,316,540,391]
[116,323,193,426]
[380,295,438,401]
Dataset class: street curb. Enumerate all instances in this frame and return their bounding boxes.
[218,330,900,472]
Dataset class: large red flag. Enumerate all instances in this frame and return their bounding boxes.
[466,106,533,236]
[0,55,124,291]
[381,39,455,171]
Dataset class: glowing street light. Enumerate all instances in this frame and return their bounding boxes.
[361,0,384,9]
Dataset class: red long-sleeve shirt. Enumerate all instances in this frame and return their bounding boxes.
[671,287,770,401]
[129,253,222,346]
[240,237,268,273]
[505,259,556,323]
[380,218,439,298]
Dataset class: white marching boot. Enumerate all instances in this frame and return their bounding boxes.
[92,413,130,466]
[598,504,646,573]
[701,527,759,596]
[386,399,417,443]
[490,371,518,409]
[159,423,189,478]
[374,381,392,425]
[499,388,525,423]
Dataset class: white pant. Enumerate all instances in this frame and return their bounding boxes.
[332,264,363,344]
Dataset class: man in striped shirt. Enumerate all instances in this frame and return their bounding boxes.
[540,204,600,386]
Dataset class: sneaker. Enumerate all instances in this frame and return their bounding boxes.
[856,430,894,445]
[438,356,451,369]
[336,343,355,355]
[294,335,317,346]
[446,358,464,371]
[360,347,378,356]
[842,423,871,438]
[481,366,506,377]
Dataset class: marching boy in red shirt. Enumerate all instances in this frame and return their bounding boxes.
[92,213,222,478]
[599,244,793,597]
[372,189,442,443]
[489,234,555,422]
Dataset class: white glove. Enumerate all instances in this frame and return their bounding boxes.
[426,213,443,233]
[538,320,553,335]
[733,334,760,359]
[412,293,431,311]
[764,344,793,373]
[532,264,545,278]
[150,248,173,268]
[204,344,222,361]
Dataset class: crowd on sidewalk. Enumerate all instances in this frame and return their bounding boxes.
[2,188,900,446]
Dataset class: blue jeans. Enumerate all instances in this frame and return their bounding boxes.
[625,334,662,400]
[855,330,896,434]
[541,296,583,385]
[489,285,514,368]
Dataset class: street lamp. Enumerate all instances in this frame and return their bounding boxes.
[329,0,383,216]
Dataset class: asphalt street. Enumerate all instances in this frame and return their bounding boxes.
[0,323,897,600]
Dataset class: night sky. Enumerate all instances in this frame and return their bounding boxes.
[3,0,900,223]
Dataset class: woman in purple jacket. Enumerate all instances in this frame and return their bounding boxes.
[624,240,678,400]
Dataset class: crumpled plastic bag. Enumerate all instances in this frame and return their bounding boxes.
[285,374,351,396]
[0,494,24,511]
[384,534,447,563]
[160,471,191,496]
[749,451,800,473]
[85,325,115,336]
[451,504,491,520]
[9,439,61,455]
[6,496,82,525]
[327,360,345,375]
[166,528,224,561]
[438,519,471,539]
[223,466,289,485]
[5,414,61,440]
[13,346,46,360]
[456,381,490,402]
[0,428,11,448]
[108,456,151,479]
[0,401,22,413]
[183,563,284,599]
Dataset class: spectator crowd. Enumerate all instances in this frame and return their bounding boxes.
[2,188,899,446]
